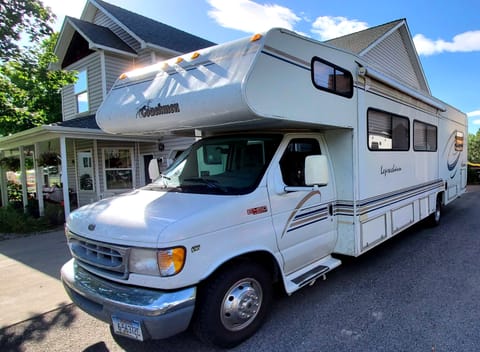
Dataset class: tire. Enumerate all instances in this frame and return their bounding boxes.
[193,261,272,348]
[429,196,442,227]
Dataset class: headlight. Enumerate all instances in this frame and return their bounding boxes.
[129,247,186,277]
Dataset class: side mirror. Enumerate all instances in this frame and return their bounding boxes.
[305,155,329,186]
[148,158,160,181]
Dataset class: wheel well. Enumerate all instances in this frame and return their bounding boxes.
[205,251,281,286]
[437,191,444,206]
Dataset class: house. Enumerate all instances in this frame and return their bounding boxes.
[0,10,432,221]
[0,0,214,217]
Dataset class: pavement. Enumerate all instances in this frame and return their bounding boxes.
[0,228,72,329]
[1,184,480,331]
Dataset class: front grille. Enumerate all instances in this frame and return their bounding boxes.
[67,231,130,279]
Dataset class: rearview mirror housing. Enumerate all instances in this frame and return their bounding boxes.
[305,155,329,186]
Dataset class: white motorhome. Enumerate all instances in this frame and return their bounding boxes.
[61,28,467,348]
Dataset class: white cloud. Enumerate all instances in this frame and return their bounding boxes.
[413,31,480,56]
[468,110,480,118]
[41,0,86,30]
[206,0,300,33]
[311,16,368,41]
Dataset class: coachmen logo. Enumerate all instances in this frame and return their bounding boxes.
[136,101,180,118]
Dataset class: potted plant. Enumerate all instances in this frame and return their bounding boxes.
[38,152,60,167]
[0,156,20,171]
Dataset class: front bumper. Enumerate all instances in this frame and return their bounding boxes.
[61,258,196,340]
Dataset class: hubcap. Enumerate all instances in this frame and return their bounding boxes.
[220,278,263,331]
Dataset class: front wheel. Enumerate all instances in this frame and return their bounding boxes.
[193,262,272,348]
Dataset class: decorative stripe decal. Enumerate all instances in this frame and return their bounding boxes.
[282,191,325,237]
[334,179,444,217]
[261,45,311,71]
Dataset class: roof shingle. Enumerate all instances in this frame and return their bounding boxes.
[67,16,136,54]
[94,0,216,52]
[325,19,404,54]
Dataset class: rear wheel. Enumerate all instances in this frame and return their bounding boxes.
[429,196,442,226]
[193,262,272,348]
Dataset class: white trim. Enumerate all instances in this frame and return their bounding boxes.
[34,143,45,216]
[93,140,101,201]
[100,51,107,100]
[90,43,137,57]
[89,0,145,47]
[359,21,405,57]
[19,146,28,210]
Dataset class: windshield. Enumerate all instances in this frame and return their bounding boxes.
[149,134,282,195]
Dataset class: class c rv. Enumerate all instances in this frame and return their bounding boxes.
[61,26,467,348]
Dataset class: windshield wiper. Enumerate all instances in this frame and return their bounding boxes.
[182,178,227,192]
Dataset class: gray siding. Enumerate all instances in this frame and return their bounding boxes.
[364,29,421,91]
[93,9,141,51]
[104,53,136,93]
[136,49,155,66]
[62,53,103,120]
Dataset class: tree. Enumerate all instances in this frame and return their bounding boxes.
[0,0,55,60]
[0,33,76,135]
[468,131,480,163]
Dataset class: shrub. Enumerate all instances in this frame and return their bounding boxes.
[0,202,62,234]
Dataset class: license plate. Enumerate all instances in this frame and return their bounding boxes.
[111,316,144,341]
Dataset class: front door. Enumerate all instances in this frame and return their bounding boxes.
[267,136,337,274]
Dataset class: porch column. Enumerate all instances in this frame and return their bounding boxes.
[60,136,70,218]
[34,143,45,216]
[0,158,7,207]
[19,146,28,211]
[93,140,100,200]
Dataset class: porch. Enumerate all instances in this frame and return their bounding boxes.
[0,118,161,219]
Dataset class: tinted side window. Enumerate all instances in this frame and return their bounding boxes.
[311,57,353,98]
[368,109,409,151]
[413,120,437,152]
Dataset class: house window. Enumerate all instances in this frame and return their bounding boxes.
[311,57,353,98]
[77,150,94,191]
[413,121,437,152]
[74,70,89,113]
[103,148,134,190]
[368,109,409,151]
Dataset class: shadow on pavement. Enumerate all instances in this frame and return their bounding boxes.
[0,304,77,351]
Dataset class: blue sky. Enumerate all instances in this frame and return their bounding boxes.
[43,0,480,133]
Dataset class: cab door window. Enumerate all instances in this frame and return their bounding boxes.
[280,139,321,186]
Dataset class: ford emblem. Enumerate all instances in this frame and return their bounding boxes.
[88,224,96,231]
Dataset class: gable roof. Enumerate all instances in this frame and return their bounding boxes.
[54,0,216,69]
[66,17,136,55]
[325,19,403,55]
[86,0,216,53]
[326,19,430,94]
